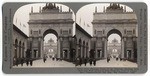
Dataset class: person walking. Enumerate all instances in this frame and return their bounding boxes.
[84,57,87,66]
[89,58,92,66]
[79,57,82,66]
[21,58,24,66]
[52,57,55,61]
[116,57,118,61]
[29,59,33,66]
[43,55,47,63]
[107,57,109,63]
[26,59,29,66]
[16,58,18,66]
[75,57,80,66]
[93,59,96,66]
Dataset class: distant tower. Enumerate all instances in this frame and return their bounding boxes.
[31,7,33,13]
[39,6,41,13]
[103,6,105,12]
[54,3,56,8]
[60,6,62,12]
[124,6,126,12]
[95,7,97,13]
[69,8,71,12]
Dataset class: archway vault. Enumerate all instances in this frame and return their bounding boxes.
[107,29,122,38]
[43,29,58,38]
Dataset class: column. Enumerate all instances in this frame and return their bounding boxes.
[88,41,90,58]
[131,38,135,60]
[31,49,33,58]
[83,45,85,58]
[104,38,107,58]
[76,44,78,58]
[102,41,104,58]
[17,45,19,58]
[93,40,96,59]
[121,38,124,58]
[95,41,97,59]
[20,46,22,58]
[29,39,32,58]
[31,39,34,58]
[134,39,137,62]
[38,38,41,58]
[86,46,88,58]
[80,44,82,58]
[79,43,82,58]
[57,38,61,58]
[60,38,63,58]
[67,49,70,59]
[41,39,44,58]
[22,46,24,58]
[84,46,86,58]
[14,45,17,58]
[124,38,127,59]
[19,44,21,58]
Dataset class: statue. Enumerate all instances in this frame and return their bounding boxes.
[42,3,58,11]
[106,3,123,10]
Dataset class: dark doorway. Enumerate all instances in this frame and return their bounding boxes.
[63,50,68,59]
[127,50,131,59]
[34,50,37,58]
[97,50,101,58]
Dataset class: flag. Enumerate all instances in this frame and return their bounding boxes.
[16,18,17,24]
[20,22,21,25]
[87,24,90,27]
[79,17,81,25]
[84,22,85,26]
[23,24,26,27]
[20,22,22,30]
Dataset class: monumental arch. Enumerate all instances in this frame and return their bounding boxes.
[28,3,74,59]
[92,3,138,62]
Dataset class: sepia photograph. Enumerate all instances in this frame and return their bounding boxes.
[12,3,138,68]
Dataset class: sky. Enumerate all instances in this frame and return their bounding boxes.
[13,3,133,43]
[44,34,57,43]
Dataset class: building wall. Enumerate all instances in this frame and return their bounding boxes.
[93,13,137,20]
[30,12,73,20]
[75,25,91,58]
[13,25,28,65]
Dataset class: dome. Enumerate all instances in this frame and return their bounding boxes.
[48,38,54,43]
[112,38,118,43]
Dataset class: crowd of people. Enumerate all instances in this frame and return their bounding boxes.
[42,55,97,66]
[42,55,63,63]
[75,57,97,66]
[13,54,124,67]
[107,55,125,63]
[13,57,33,66]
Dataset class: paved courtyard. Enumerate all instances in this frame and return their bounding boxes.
[13,58,137,68]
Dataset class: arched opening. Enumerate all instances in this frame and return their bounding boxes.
[43,29,58,59]
[14,39,18,58]
[78,39,82,58]
[22,43,25,58]
[82,41,85,58]
[19,41,21,58]
[86,42,88,58]
[107,29,122,60]
[13,39,18,66]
